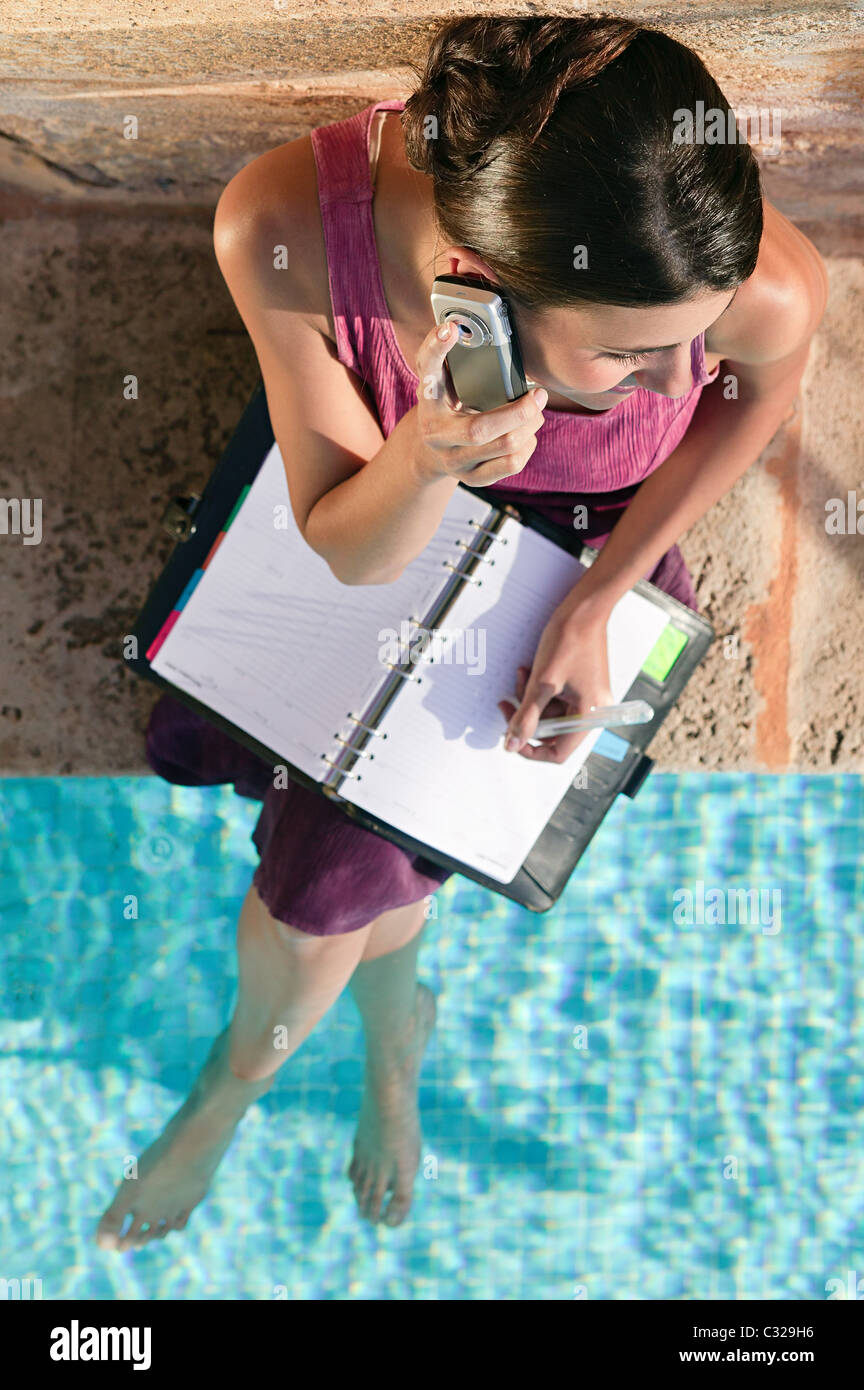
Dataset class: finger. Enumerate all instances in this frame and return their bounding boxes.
[497,664,532,722]
[519,729,590,763]
[453,389,547,451]
[416,321,462,409]
[506,665,531,706]
[463,384,548,431]
[455,432,540,487]
[418,320,549,428]
[505,677,561,752]
[412,404,544,483]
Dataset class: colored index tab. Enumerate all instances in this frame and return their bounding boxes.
[176,568,204,611]
[224,484,251,532]
[594,730,629,762]
[641,624,688,682]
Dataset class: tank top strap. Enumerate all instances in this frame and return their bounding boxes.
[307,98,717,487]
[310,100,404,378]
[691,330,720,387]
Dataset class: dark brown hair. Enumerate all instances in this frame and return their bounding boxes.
[402,14,763,310]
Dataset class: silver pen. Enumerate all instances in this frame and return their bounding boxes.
[503,697,654,743]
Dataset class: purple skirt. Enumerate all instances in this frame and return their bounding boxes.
[145,482,698,935]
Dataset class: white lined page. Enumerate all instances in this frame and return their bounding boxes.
[150,443,494,779]
[343,517,669,881]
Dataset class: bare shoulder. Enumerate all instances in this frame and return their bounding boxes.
[213,134,334,338]
[707,200,829,365]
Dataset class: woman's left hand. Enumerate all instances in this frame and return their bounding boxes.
[497,600,613,763]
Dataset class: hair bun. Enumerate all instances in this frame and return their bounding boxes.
[402,15,640,181]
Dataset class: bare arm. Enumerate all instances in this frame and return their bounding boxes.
[213,141,545,584]
[503,202,829,761]
[566,340,812,620]
[565,202,829,619]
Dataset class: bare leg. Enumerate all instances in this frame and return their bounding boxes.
[227,883,374,1082]
[347,898,437,1227]
[96,882,374,1250]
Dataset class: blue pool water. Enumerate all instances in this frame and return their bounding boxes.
[0,773,861,1301]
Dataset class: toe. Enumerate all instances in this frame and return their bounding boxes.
[132,1222,162,1248]
[366,1178,391,1224]
[95,1204,130,1251]
[358,1172,377,1217]
[382,1190,412,1227]
[135,1216,178,1247]
[350,1166,365,1203]
[174,1211,190,1231]
[116,1215,145,1253]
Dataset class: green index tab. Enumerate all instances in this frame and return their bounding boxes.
[641,624,688,682]
[224,484,251,532]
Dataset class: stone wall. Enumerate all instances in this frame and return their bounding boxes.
[1,2,862,773]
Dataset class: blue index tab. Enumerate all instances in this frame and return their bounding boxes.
[176,568,204,611]
[594,730,629,763]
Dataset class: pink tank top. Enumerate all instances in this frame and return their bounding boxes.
[310,98,720,494]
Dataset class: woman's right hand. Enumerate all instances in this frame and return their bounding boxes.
[412,321,549,487]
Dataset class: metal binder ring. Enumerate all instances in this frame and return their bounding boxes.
[334,735,373,757]
[456,540,495,563]
[384,662,421,680]
[443,561,482,584]
[320,755,361,779]
[469,521,507,543]
[347,714,386,737]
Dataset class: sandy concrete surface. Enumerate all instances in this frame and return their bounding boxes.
[1,4,862,774]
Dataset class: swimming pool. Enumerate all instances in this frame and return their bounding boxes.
[0,773,861,1300]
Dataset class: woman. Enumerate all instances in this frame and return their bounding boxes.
[96,14,826,1247]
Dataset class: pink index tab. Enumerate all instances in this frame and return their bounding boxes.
[146,609,180,662]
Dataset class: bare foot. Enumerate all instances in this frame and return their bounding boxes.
[348,982,437,1227]
[95,1029,271,1251]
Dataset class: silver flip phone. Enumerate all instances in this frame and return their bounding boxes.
[430,274,530,412]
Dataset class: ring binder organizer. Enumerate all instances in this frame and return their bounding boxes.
[468,520,507,541]
[443,562,483,583]
[321,755,361,778]
[346,715,386,737]
[384,663,422,680]
[333,736,374,756]
[314,506,514,799]
[130,381,715,911]
[456,540,495,562]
